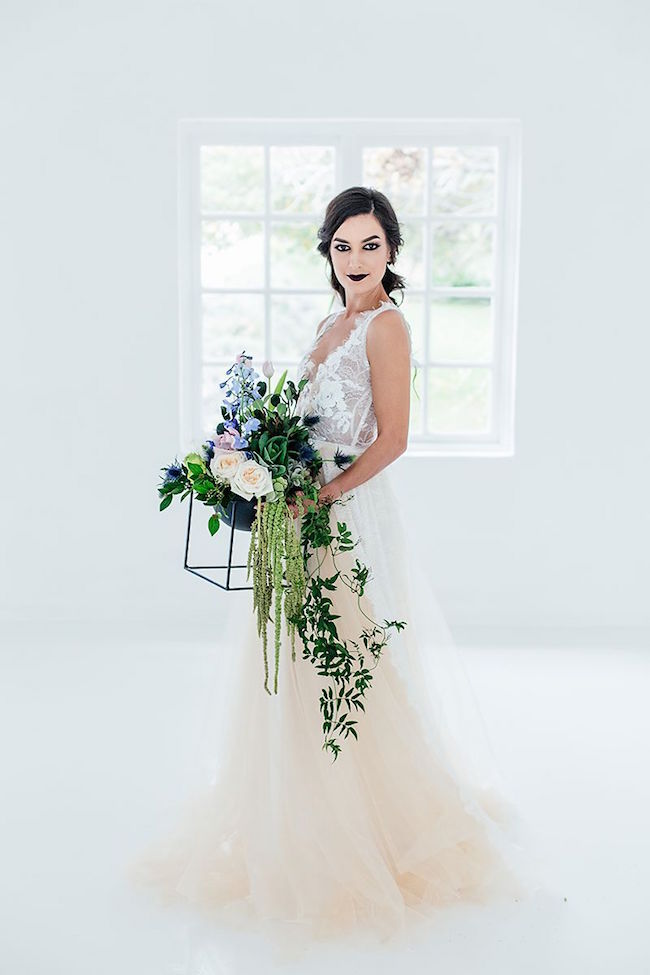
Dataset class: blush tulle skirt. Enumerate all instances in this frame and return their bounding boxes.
[126,438,543,955]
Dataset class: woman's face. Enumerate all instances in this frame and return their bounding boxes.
[329,213,391,300]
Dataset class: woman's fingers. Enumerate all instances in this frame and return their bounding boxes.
[286,492,322,518]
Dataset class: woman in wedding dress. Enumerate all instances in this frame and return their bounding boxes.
[127,186,542,956]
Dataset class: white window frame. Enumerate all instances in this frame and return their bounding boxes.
[177,117,522,457]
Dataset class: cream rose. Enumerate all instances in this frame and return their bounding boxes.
[231,459,274,501]
[209,448,247,481]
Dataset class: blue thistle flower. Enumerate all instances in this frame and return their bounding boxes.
[163,461,184,483]
[333,447,356,468]
[299,442,316,462]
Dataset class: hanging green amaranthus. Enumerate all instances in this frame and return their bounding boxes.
[247,494,306,695]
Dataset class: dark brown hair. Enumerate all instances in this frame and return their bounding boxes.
[316,186,406,309]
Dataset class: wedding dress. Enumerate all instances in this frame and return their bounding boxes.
[127,298,541,956]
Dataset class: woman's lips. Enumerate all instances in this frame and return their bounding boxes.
[348,273,368,281]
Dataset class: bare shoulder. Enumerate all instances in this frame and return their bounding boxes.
[366,306,411,355]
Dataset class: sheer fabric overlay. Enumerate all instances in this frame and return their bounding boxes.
[127,300,542,957]
[295,299,411,448]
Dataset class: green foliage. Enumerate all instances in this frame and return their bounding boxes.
[156,453,230,526]
[283,494,408,762]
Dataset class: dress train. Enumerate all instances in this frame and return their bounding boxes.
[126,438,542,954]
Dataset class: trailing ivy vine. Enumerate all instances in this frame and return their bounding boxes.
[250,490,408,761]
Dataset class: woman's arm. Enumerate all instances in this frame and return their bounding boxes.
[320,309,411,502]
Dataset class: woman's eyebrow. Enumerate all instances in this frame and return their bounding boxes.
[333,234,381,243]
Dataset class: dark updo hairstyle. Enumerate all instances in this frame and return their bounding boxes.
[316,186,406,310]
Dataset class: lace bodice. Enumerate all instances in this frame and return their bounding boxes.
[294,299,414,449]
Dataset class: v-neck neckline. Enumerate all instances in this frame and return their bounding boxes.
[305,299,394,380]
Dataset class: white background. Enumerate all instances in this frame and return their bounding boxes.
[2,5,649,974]
[1,0,648,643]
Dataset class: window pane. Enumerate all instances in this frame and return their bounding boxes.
[270,146,335,214]
[399,220,425,288]
[271,294,336,363]
[432,146,497,215]
[270,222,325,289]
[427,367,491,433]
[201,220,264,289]
[203,293,265,364]
[429,298,493,361]
[200,146,264,212]
[432,221,495,288]
[362,147,427,216]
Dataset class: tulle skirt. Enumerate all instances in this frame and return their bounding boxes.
[126,438,542,955]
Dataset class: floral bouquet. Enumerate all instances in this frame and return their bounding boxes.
[157,352,406,760]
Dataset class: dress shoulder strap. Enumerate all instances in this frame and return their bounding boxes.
[316,310,339,339]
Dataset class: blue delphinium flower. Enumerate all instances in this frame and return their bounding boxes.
[214,353,266,450]
[218,352,265,421]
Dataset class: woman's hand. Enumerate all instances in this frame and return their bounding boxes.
[318,483,343,506]
[287,490,317,520]
[287,485,342,520]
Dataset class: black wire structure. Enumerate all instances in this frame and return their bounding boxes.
[183,490,290,592]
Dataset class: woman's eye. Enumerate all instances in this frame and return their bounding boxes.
[334,243,380,252]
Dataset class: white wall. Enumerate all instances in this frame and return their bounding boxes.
[1,0,648,641]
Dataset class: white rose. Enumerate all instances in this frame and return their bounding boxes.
[231,459,274,501]
[209,448,247,481]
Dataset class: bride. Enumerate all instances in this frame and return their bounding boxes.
[127,186,541,956]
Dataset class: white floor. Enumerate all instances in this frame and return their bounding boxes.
[1,622,648,974]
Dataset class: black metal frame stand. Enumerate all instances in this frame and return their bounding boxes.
[183,490,291,592]
[183,490,254,591]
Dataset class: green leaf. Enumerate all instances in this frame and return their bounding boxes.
[159,495,173,511]
[273,369,288,395]
[208,513,220,536]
